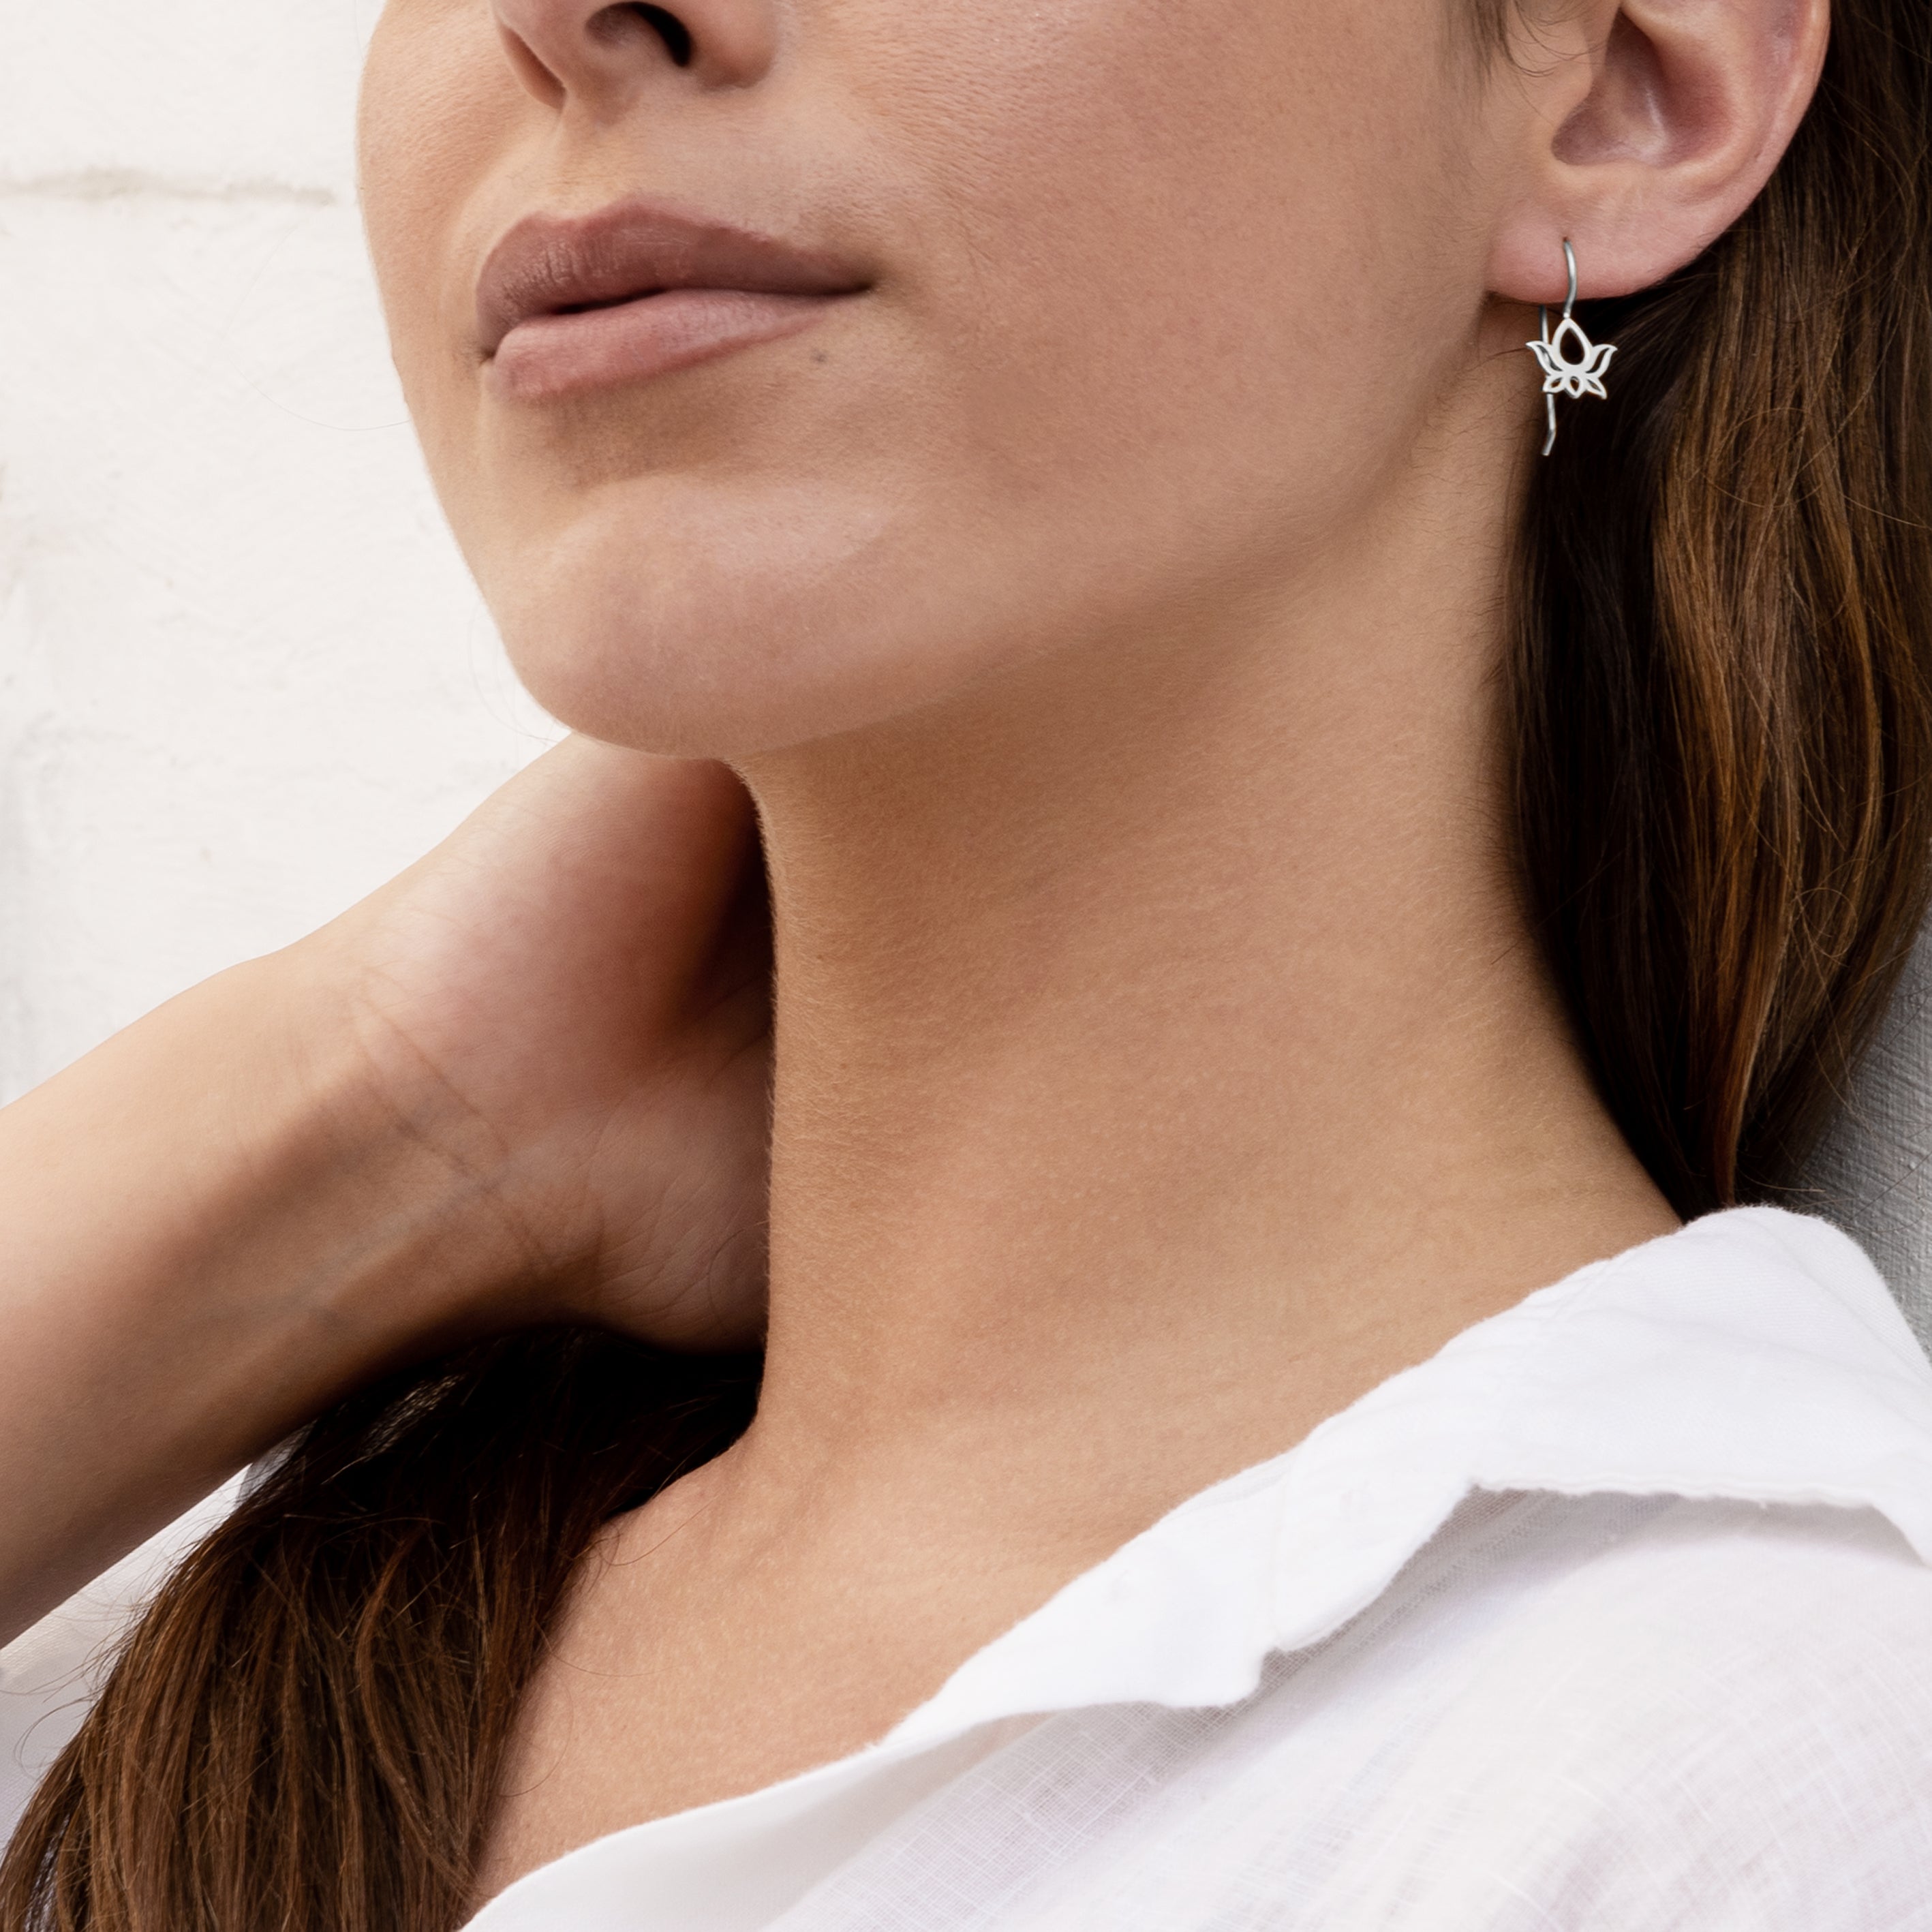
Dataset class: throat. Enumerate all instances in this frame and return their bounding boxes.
[733,634,1676,1554]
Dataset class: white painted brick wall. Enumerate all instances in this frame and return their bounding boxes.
[0,3,555,1101]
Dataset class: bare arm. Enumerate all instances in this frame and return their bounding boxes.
[0,739,770,1645]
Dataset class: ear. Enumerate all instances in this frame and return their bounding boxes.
[1486,0,1830,303]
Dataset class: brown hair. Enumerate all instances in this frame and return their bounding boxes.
[8,2,1932,1924]
[1511,5,1932,1214]
[0,1338,757,1931]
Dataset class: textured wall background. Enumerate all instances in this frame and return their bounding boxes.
[0,1,555,1107]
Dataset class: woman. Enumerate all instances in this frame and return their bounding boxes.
[2,0,1930,1924]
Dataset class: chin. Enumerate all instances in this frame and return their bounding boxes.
[479,471,1036,760]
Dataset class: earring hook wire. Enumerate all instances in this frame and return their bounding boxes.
[1535,238,1581,456]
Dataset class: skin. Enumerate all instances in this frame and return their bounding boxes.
[0,0,1826,1907]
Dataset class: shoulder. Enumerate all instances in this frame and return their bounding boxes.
[960,1494,1932,1931]
[1361,1493,1932,1929]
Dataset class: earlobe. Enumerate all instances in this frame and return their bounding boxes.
[1488,0,1830,303]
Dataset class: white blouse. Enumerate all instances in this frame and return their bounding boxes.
[6,1207,1932,1928]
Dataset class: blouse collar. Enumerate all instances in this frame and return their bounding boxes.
[468,1207,1932,1929]
[891,1207,1932,1744]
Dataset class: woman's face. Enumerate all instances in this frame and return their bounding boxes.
[360,0,1502,757]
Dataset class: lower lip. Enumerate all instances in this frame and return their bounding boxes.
[487,288,850,402]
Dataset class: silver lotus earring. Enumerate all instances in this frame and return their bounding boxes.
[1527,239,1616,455]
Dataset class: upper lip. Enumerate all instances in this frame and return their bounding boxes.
[475,200,870,356]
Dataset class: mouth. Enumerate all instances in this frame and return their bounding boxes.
[476,200,872,402]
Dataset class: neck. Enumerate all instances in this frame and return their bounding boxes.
[730,446,1674,1566]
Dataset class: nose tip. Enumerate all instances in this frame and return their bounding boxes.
[492,0,778,108]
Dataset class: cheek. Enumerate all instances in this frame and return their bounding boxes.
[358,2,519,410]
[858,0,1471,512]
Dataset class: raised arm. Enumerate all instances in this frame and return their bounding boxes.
[0,739,771,1644]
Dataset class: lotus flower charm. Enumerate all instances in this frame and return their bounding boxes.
[1526,241,1615,455]
[1529,313,1616,400]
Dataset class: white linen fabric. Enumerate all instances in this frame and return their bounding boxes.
[466,1208,1932,1931]
[4,1207,1932,1929]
